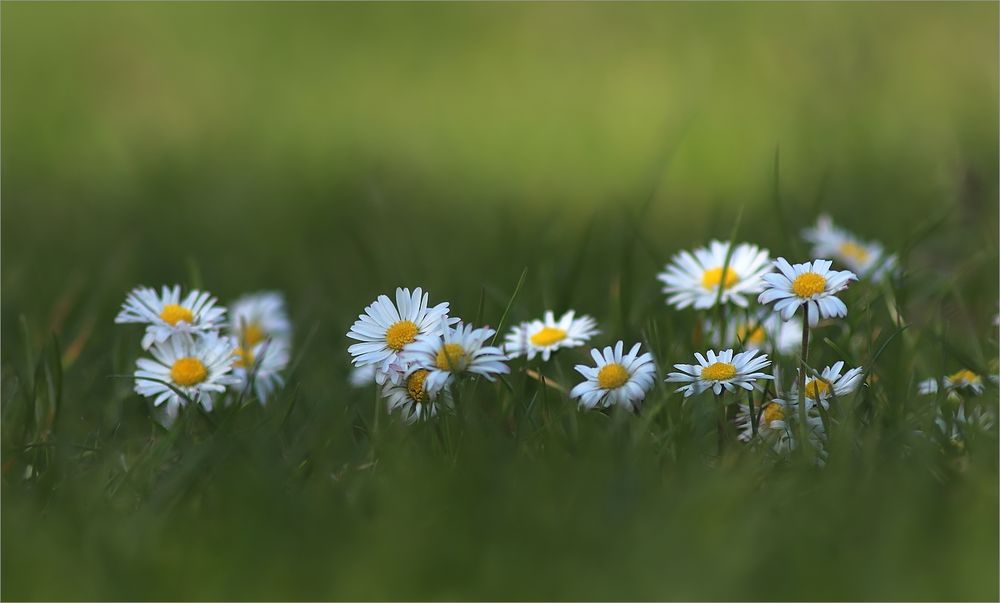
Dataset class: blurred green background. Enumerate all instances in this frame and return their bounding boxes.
[2,2,998,600]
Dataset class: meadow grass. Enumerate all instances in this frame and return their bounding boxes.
[2,3,999,600]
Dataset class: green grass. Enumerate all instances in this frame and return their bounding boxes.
[2,3,999,600]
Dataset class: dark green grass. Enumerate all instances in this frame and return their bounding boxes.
[3,3,1000,600]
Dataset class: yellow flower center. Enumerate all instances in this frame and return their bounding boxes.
[804,378,830,399]
[701,362,737,381]
[948,369,980,385]
[762,402,785,424]
[530,326,567,347]
[791,272,827,298]
[597,363,630,389]
[736,324,766,346]
[385,320,419,351]
[839,241,870,264]
[701,267,740,290]
[242,322,265,346]
[170,357,208,386]
[160,304,194,326]
[435,343,469,372]
[406,369,429,402]
[234,346,254,369]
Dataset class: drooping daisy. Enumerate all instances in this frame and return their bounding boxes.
[703,311,801,355]
[934,402,996,444]
[758,258,857,326]
[504,310,599,361]
[381,365,451,423]
[791,361,865,409]
[230,291,292,348]
[401,322,509,396]
[231,339,291,405]
[569,341,657,412]
[657,241,772,309]
[346,287,455,384]
[116,285,227,349]
[802,215,897,280]
[736,398,825,455]
[918,369,986,396]
[665,349,772,397]
[133,332,239,425]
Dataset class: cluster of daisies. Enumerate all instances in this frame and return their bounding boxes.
[115,286,291,426]
[344,215,994,457]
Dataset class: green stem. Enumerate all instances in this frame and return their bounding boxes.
[797,312,810,459]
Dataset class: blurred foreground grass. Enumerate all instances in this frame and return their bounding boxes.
[2,3,999,600]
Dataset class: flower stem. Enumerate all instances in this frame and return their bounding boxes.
[797,313,810,459]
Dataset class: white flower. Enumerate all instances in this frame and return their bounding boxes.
[791,361,864,409]
[657,241,772,309]
[918,370,986,396]
[401,322,509,395]
[935,402,995,442]
[758,258,857,327]
[569,341,657,412]
[665,349,772,397]
[232,339,291,405]
[504,310,599,361]
[802,215,897,280]
[703,311,801,355]
[230,291,292,347]
[381,366,451,423]
[133,332,239,426]
[346,287,456,384]
[736,398,825,455]
[115,285,227,349]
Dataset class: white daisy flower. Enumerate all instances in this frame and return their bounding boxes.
[232,339,291,405]
[657,241,772,310]
[133,332,239,426]
[401,322,509,396]
[569,341,657,412]
[230,291,292,348]
[504,310,599,361]
[381,366,451,423]
[791,361,865,409]
[757,258,857,327]
[935,402,996,443]
[736,398,825,455]
[802,215,898,280]
[704,311,801,355]
[665,349,773,397]
[918,369,986,396]
[346,287,456,384]
[115,285,227,349]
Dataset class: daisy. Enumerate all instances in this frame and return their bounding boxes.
[115,285,227,349]
[935,402,996,443]
[346,287,455,384]
[802,215,897,280]
[757,258,857,327]
[401,322,509,395]
[736,398,825,455]
[665,349,772,397]
[504,310,599,361]
[133,332,239,425]
[790,361,865,409]
[569,341,657,412]
[703,311,801,355]
[918,369,986,396]
[381,365,451,423]
[657,241,772,309]
[230,291,292,348]
[231,339,291,405]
